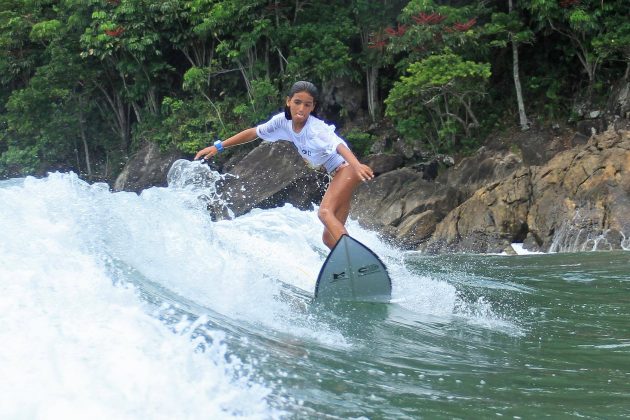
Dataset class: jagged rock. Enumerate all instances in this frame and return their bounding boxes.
[438,147,523,196]
[114,141,183,193]
[123,117,628,255]
[527,127,630,251]
[394,210,438,249]
[217,141,328,218]
[424,168,533,253]
[608,80,629,118]
[576,118,606,137]
[392,138,423,159]
[423,127,630,253]
[362,153,404,176]
[350,168,462,249]
[320,78,366,124]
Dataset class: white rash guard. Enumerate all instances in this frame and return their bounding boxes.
[256,113,348,173]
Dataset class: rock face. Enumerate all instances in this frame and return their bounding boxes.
[424,128,630,253]
[351,168,463,248]
[350,147,525,249]
[114,141,182,193]
[216,141,328,218]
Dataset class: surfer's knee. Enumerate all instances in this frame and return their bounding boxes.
[318,205,332,223]
[322,231,336,249]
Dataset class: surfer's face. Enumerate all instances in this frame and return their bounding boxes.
[286,91,315,126]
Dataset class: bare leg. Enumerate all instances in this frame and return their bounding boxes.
[318,165,363,249]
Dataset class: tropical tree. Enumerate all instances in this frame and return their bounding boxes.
[485,0,534,130]
[385,49,491,153]
[352,0,406,121]
[528,0,630,100]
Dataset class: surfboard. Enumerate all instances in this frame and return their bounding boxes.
[314,235,392,303]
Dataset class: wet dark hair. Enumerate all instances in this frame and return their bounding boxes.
[284,81,319,120]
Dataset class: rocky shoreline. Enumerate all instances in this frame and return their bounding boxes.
[114,118,630,254]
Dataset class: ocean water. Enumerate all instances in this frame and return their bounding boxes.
[1,161,629,419]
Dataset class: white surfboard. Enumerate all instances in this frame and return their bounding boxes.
[314,235,392,303]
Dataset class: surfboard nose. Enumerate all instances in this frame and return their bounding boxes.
[314,235,392,303]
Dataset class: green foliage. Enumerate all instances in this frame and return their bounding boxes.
[0,144,39,177]
[527,0,629,93]
[1,0,628,181]
[235,78,280,125]
[30,19,63,42]
[388,0,488,70]
[385,49,491,153]
[153,96,220,154]
[484,10,534,48]
[343,130,374,158]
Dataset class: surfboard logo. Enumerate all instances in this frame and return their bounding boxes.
[331,271,347,282]
[358,264,380,276]
[314,235,391,302]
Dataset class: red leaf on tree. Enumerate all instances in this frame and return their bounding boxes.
[385,26,398,36]
[412,13,446,25]
[368,31,389,49]
[107,0,120,5]
[105,27,125,37]
[451,18,477,32]
[385,24,408,37]
[368,40,388,49]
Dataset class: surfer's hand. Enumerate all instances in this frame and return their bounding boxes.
[194,145,218,161]
[354,164,374,182]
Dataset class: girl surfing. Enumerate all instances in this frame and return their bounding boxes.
[194,81,374,250]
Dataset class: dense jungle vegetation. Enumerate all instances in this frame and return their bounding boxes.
[1,0,628,180]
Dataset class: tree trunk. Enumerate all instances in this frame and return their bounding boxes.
[509,0,529,130]
[78,96,93,178]
[366,65,380,122]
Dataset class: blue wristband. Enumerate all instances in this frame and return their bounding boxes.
[213,140,224,153]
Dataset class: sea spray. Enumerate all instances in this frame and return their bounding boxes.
[0,173,278,418]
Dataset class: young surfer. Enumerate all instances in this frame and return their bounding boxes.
[194,81,374,250]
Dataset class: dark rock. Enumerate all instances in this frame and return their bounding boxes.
[320,78,366,124]
[523,232,542,252]
[576,118,606,137]
[392,138,423,159]
[410,159,444,181]
[438,147,522,197]
[423,127,630,253]
[350,168,462,248]
[217,141,328,218]
[114,141,183,193]
[369,137,389,154]
[363,153,404,176]
[607,80,629,118]
[394,210,438,249]
[570,132,590,147]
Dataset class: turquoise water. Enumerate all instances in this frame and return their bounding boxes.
[1,166,629,418]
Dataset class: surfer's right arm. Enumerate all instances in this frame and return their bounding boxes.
[194,127,258,160]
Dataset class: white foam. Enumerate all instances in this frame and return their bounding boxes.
[0,173,277,419]
[510,243,544,255]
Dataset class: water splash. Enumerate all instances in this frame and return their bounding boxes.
[0,167,523,417]
[0,173,277,418]
[549,210,629,252]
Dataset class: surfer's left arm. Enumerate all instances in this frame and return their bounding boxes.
[336,143,374,182]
